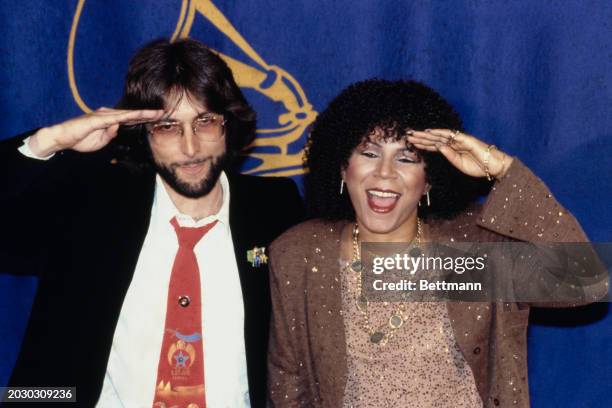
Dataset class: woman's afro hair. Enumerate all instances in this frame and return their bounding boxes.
[304,78,491,221]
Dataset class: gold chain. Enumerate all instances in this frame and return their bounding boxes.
[350,219,422,346]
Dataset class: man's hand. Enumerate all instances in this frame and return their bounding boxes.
[29,107,164,157]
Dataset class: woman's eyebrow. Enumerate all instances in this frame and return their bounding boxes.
[397,146,417,153]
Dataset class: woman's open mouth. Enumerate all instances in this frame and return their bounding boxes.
[366,189,401,213]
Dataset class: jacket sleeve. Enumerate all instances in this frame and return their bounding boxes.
[475,158,608,306]
[0,130,80,276]
[267,241,313,407]
[0,129,84,204]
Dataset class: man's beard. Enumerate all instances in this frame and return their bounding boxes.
[153,153,228,199]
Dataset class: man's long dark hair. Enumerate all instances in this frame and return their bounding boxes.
[115,38,256,167]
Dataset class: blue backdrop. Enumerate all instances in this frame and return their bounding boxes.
[1,1,611,406]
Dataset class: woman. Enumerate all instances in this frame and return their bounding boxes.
[267,79,607,407]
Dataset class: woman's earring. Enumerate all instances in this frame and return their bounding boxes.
[420,191,431,207]
[340,179,345,195]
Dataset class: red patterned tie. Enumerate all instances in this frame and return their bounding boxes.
[152,216,217,408]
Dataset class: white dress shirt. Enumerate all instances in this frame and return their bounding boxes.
[98,173,250,408]
[18,139,250,407]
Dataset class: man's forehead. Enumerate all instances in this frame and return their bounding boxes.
[162,91,208,119]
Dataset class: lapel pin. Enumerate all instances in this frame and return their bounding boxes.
[247,246,268,267]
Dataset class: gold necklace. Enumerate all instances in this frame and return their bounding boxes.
[350,219,422,345]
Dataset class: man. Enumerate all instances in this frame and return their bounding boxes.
[0,38,303,407]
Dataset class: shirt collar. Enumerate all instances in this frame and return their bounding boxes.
[154,171,231,228]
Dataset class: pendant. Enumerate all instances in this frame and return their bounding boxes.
[389,314,404,329]
[370,331,385,344]
[351,260,362,272]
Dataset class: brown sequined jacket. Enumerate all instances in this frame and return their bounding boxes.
[267,159,608,408]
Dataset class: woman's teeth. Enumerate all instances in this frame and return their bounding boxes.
[367,189,400,198]
[366,189,400,213]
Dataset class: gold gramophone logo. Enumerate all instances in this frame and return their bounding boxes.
[68,0,316,177]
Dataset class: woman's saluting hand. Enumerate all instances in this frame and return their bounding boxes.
[408,129,514,180]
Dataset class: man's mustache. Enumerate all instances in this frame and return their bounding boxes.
[169,157,213,169]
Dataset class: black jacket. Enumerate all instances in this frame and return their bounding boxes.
[0,131,304,407]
